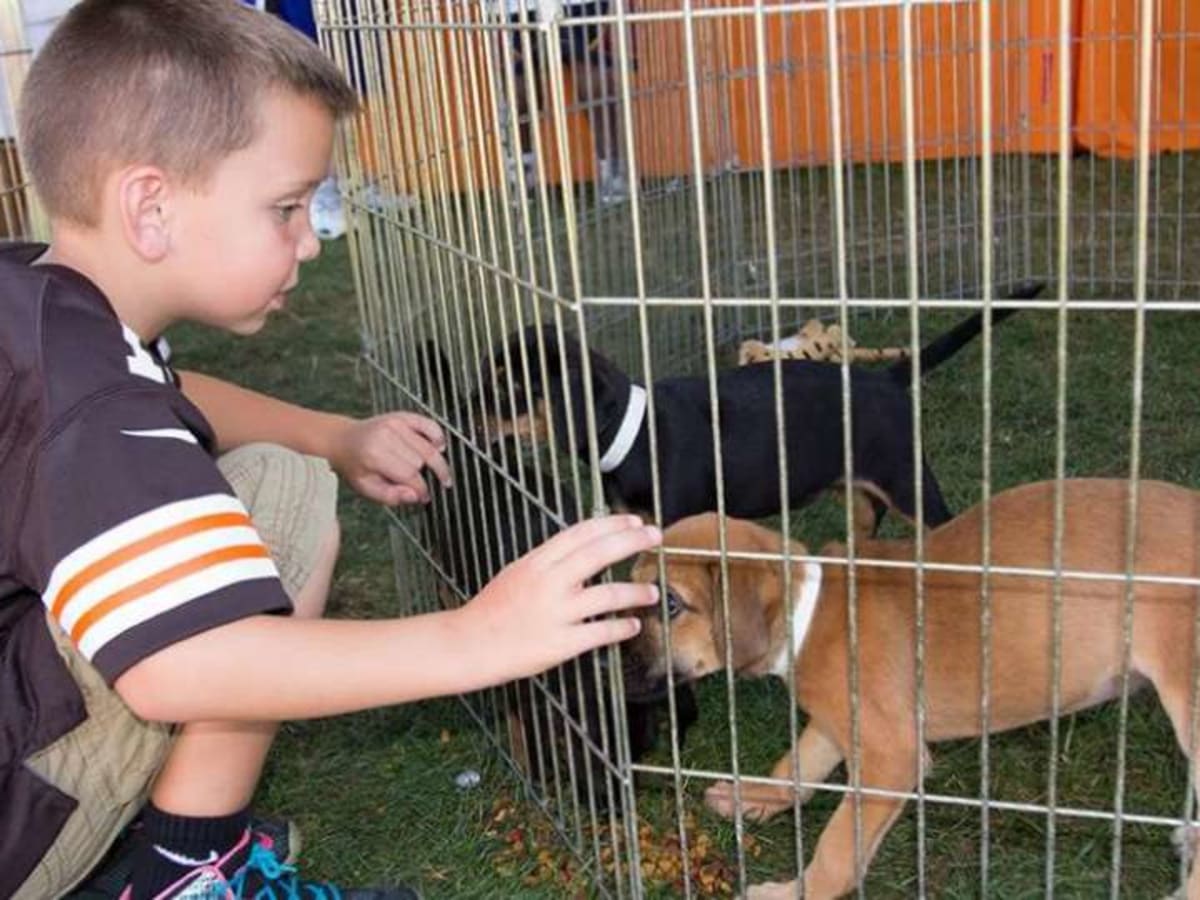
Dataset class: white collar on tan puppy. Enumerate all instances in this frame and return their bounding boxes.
[599,384,647,472]
[767,560,822,678]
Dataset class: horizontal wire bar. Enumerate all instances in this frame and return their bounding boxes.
[326,0,1010,34]
[576,296,1200,311]
[636,544,1200,589]
[629,761,1200,832]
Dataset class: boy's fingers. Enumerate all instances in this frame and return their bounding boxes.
[572,616,643,655]
[421,447,453,487]
[401,413,446,448]
[381,419,451,486]
[574,583,658,621]
[536,515,646,565]
[554,523,662,586]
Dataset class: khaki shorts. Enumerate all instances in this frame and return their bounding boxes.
[14,443,338,900]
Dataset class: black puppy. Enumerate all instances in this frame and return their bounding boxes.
[415,342,698,810]
[478,283,1044,532]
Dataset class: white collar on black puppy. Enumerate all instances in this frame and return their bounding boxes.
[598,384,647,473]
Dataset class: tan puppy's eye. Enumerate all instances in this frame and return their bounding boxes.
[665,588,685,619]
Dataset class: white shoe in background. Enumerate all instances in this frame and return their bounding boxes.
[598,158,629,206]
[309,176,346,240]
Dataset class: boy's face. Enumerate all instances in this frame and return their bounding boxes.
[167,88,334,335]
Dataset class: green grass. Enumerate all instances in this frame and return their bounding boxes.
[170,151,1200,898]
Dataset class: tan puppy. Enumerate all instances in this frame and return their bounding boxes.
[624,479,1200,899]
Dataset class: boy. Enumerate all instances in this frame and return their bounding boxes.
[1,1,660,898]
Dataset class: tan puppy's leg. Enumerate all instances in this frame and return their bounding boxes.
[796,740,918,900]
[1151,671,1200,899]
[706,725,843,822]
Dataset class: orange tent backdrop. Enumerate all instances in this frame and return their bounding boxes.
[343,0,1199,194]
[1075,0,1200,157]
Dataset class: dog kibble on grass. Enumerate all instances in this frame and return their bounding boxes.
[484,793,743,896]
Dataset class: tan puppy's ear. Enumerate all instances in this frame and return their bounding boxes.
[707,519,788,675]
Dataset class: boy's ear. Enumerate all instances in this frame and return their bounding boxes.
[115,165,171,262]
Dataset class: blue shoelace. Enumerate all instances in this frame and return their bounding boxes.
[226,843,342,900]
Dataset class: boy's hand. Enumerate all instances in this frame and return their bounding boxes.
[457,515,662,683]
[331,412,452,505]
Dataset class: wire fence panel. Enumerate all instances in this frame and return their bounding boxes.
[321,0,1200,895]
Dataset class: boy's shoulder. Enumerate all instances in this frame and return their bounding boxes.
[0,242,177,425]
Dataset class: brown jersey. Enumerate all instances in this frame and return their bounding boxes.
[0,242,291,891]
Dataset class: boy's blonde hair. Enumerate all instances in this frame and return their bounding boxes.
[19,0,359,226]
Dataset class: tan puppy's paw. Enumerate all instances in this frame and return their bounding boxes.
[704,780,793,822]
[743,880,800,899]
[1172,824,1199,862]
[704,780,740,819]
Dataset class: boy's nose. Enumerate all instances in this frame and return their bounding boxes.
[297,217,321,262]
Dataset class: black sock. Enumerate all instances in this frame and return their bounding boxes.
[129,803,250,899]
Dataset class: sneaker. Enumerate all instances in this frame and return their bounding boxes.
[115,829,419,900]
[69,816,300,899]
[597,158,629,206]
[309,176,346,241]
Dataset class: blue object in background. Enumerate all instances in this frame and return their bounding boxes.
[272,0,318,41]
[242,0,318,42]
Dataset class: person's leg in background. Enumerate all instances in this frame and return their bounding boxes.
[566,0,629,204]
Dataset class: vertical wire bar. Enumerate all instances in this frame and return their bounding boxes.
[960,0,983,295]
[1105,0,1116,290]
[976,0,994,891]
[948,3,966,292]
[824,2,866,893]
[1017,0,1033,284]
[428,6,514,676]
[462,6,549,591]
[1185,581,1200,895]
[1171,1,1186,300]
[471,2,580,825]
[1107,0,1154,893]
[680,0,749,890]
[1043,0,1073,890]
[1180,7,1200,895]
[542,12,635,894]
[1150,0,1163,294]
[856,9,878,300]
[749,0,802,888]
[899,3,929,893]
[798,7,823,301]
[610,0,696,889]
[780,6,800,311]
[494,4,576,546]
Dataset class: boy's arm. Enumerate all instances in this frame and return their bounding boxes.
[179,369,451,504]
[178,369,352,461]
[114,516,661,722]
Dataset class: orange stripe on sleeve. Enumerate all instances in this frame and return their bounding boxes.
[69,543,270,645]
[50,512,253,619]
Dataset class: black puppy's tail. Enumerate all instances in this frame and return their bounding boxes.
[887,280,1045,384]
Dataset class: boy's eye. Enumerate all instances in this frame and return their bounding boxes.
[275,203,304,224]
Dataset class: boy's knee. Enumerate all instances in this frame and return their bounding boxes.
[216,442,339,601]
[289,518,340,620]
